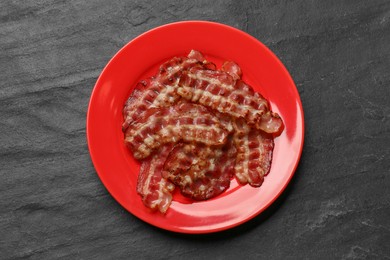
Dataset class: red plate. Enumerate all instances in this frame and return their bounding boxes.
[87,21,304,234]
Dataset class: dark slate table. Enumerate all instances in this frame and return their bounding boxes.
[1,1,389,259]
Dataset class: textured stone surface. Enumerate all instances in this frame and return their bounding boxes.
[1,0,389,259]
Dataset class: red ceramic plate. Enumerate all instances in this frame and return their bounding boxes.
[87,21,304,234]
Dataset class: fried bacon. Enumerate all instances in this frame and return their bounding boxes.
[232,119,274,187]
[162,138,236,200]
[124,101,229,159]
[122,51,212,132]
[123,50,282,213]
[137,145,176,213]
[176,66,283,134]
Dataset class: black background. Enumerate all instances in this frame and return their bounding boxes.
[1,1,389,259]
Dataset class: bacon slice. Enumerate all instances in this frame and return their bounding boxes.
[124,101,229,159]
[137,145,176,213]
[162,138,236,200]
[122,53,212,132]
[232,119,274,187]
[176,66,283,134]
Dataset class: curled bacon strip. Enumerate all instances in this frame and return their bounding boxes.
[232,119,274,187]
[176,65,283,134]
[124,101,229,159]
[137,145,176,213]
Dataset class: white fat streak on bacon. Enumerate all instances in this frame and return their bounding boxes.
[234,133,250,184]
[151,79,180,108]
[137,145,175,213]
[187,71,234,91]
